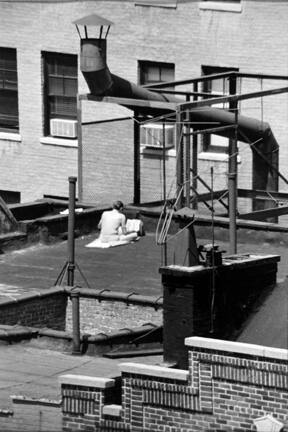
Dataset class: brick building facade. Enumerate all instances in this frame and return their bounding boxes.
[0,0,288,205]
[59,336,288,431]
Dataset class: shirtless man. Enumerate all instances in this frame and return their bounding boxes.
[98,200,138,243]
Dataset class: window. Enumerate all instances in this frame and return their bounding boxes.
[43,52,77,138]
[139,61,175,87]
[201,65,238,154]
[0,48,18,131]
[138,61,175,149]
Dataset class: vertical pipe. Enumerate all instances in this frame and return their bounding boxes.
[133,113,141,204]
[176,107,184,209]
[192,82,198,210]
[162,123,167,266]
[162,122,166,202]
[228,76,238,254]
[77,95,83,202]
[67,177,77,286]
[228,110,238,254]
[184,111,191,208]
[71,287,81,355]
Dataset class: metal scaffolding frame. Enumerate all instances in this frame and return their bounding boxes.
[78,71,288,253]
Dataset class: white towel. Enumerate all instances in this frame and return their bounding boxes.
[85,238,130,248]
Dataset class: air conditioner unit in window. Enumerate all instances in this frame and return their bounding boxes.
[140,123,175,149]
[50,119,78,139]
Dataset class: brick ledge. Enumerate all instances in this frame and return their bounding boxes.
[59,374,115,388]
[120,362,188,380]
[185,336,288,360]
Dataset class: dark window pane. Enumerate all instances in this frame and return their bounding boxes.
[160,67,174,82]
[64,78,77,96]
[62,62,77,78]
[5,70,18,90]
[49,95,77,118]
[139,61,174,86]
[0,48,18,130]
[146,66,161,83]
[49,76,64,95]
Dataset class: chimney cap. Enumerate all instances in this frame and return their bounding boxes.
[73,14,113,27]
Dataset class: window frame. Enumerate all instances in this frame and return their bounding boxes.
[0,47,19,132]
[138,60,175,87]
[138,60,175,151]
[42,51,78,137]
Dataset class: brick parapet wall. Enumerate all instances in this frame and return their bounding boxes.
[186,337,288,430]
[60,375,126,431]
[60,337,288,431]
[0,287,67,330]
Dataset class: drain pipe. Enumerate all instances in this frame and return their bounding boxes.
[67,177,81,354]
[71,286,81,355]
[67,176,77,287]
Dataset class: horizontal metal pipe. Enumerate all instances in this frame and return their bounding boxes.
[80,38,280,194]
[85,323,162,344]
[80,38,278,149]
[64,286,163,308]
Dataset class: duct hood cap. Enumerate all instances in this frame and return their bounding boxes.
[73,14,113,27]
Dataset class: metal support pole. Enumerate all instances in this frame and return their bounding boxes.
[133,113,141,205]
[228,110,238,254]
[71,287,81,355]
[184,111,191,208]
[67,177,77,286]
[162,122,166,203]
[228,77,238,254]
[176,108,184,210]
[162,123,167,266]
[192,82,198,210]
[77,95,83,202]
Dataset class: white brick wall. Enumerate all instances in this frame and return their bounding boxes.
[0,0,288,204]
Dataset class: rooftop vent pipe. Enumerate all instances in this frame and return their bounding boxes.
[80,38,173,103]
[74,14,279,192]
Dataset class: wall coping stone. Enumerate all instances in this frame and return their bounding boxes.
[102,404,122,417]
[186,337,288,360]
[120,362,189,381]
[11,395,61,407]
[59,374,115,388]
[0,298,18,307]
[160,254,280,278]
[0,286,66,308]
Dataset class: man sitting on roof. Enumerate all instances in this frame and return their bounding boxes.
[98,200,140,244]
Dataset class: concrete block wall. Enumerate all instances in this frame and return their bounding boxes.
[59,336,288,431]
[0,287,67,330]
